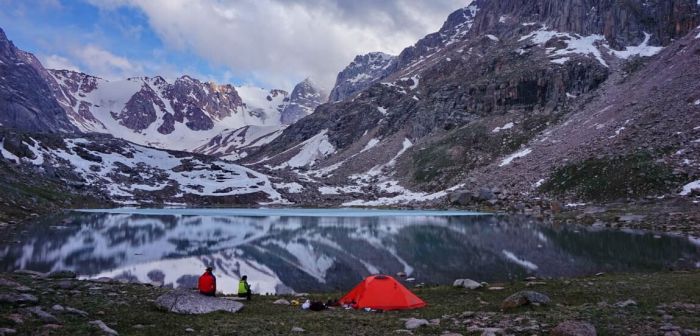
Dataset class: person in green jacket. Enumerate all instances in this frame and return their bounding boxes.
[238,275,252,301]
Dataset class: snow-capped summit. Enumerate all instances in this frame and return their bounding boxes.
[47,69,290,151]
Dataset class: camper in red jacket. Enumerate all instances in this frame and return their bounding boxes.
[198,266,216,296]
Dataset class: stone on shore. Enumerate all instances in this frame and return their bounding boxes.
[453,279,483,290]
[501,291,551,310]
[154,290,244,314]
[25,306,59,324]
[405,318,429,329]
[89,320,118,335]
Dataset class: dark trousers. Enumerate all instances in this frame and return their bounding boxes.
[238,291,252,301]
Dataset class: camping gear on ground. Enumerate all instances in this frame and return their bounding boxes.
[301,299,311,310]
[339,275,426,311]
[309,301,326,311]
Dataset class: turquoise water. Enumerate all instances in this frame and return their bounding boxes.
[1,209,698,294]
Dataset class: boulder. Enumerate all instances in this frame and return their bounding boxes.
[291,327,305,333]
[0,293,38,304]
[501,291,551,310]
[614,299,637,308]
[154,290,244,314]
[65,307,89,317]
[25,306,59,323]
[551,320,597,336]
[405,318,429,329]
[89,320,118,335]
[452,279,482,290]
[273,299,291,305]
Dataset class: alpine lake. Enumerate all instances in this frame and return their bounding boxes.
[2,208,699,295]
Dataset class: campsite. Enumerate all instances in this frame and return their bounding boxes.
[2,270,700,335]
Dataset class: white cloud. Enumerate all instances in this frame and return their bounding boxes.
[86,0,468,89]
[41,54,81,72]
[74,45,142,79]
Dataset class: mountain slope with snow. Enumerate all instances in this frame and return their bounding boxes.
[47,70,290,151]
[244,0,700,207]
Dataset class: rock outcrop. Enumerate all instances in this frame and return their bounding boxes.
[154,290,244,314]
[281,78,326,124]
[0,28,77,133]
[328,52,397,102]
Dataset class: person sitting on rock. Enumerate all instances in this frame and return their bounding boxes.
[198,266,216,296]
[237,275,252,301]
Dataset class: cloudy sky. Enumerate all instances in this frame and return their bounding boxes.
[0,0,467,90]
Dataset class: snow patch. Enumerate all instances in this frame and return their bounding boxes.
[499,148,532,167]
[274,130,335,169]
[492,122,514,133]
[361,138,381,153]
[609,32,663,59]
[680,180,700,196]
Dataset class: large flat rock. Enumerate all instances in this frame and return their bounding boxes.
[154,290,244,314]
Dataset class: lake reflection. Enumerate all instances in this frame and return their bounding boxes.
[1,209,699,294]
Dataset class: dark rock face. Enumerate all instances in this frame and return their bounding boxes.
[113,84,162,131]
[468,0,700,48]
[280,78,326,124]
[328,52,397,102]
[0,28,78,133]
[396,4,479,69]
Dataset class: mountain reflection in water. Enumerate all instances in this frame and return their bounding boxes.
[1,210,699,295]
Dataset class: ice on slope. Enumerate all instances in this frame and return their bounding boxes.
[609,33,663,59]
[680,180,700,196]
[499,148,532,167]
[273,129,335,169]
[8,137,284,203]
[492,122,514,133]
[520,29,664,66]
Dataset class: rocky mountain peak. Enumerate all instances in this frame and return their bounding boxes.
[328,52,397,102]
[280,77,327,124]
[0,28,77,133]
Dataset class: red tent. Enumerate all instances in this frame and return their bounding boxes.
[339,275,426,310]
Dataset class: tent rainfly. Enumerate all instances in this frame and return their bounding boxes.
[339,275,426,311]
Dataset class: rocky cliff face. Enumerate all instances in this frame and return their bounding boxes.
[245,0,700,207]
[468,0,699,48]
[0,28,77,133]
[328,52,397,102]
[280,78,327,124]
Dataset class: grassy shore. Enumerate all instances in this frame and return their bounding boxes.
[1,271,700,335]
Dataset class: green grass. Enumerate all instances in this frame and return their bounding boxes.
[540,152,683,202]
[2,271,700,335]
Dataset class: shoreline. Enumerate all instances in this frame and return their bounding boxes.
[1,270,699,335]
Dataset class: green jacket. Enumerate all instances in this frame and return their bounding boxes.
[238,280,250,294]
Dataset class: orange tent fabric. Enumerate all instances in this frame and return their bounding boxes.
[339,275,426,310]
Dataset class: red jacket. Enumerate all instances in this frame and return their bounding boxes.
[198,271,216,295]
